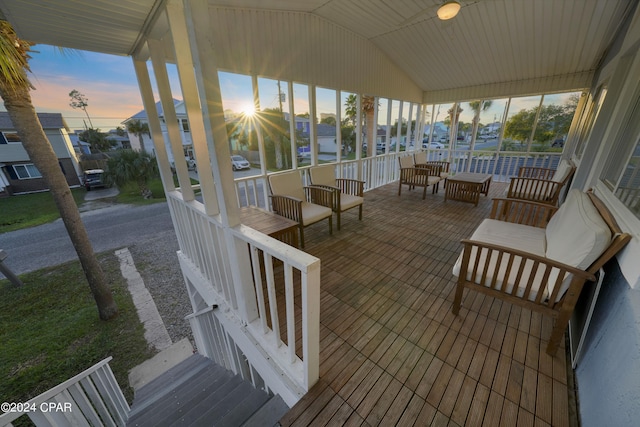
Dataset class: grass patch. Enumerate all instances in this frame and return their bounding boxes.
[0,189,85,233]
[114,179,167,205]
[0,253,155,408]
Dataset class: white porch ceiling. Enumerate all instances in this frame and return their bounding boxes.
[0,0,636,96]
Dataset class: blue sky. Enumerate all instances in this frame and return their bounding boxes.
[12,45,152,131]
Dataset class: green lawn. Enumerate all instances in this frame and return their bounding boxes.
[0,189,86,233]
[0,253,155,409]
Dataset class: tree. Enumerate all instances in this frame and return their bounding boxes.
[103,149,159,199]
[0,20,117,320]
[344,94,377,157]
[78,128,115,152]
[504,108,536,149]
[69,89,94,129]
[320,116,336,126]
[126,119,150,153]
[468,100,493,152]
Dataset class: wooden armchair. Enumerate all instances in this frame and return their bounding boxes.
[398,155,442,199]
[414,152,450,180]
[309,164,364,230]
[507,159,576,205]
[452,190,631,355]
[268,170,333,248]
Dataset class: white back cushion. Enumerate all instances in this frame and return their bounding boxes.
[310,165,336,187]
[552,159,571,183]
[269,170,305,200]
[545,189,611,270]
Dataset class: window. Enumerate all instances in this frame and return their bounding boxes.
[12,163,42,179]
[180,119,190,132]
[0,132,21,144]
[601,88,640,220]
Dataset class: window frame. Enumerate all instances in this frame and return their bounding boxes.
[12,163,42,179]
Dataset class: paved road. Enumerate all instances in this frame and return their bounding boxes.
[0,201,174,277]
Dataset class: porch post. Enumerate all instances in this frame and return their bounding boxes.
[309,85,318,167]
[288,81,298,170]
[148,38,196,202]
[131,57,175,193]
[335,90,342,167]
[166,2,220,215]
[356,93,362,181]
[252,75,268,180]
[181,0,259,323]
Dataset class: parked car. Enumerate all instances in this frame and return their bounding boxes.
[185,156,197,171]
[231,155,250,171]
[82,169,107,191]
[552,139,565,148]
[422,139,444,149]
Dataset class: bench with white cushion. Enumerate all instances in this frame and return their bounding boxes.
[452,189,630,355]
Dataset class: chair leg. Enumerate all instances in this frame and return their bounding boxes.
[452,282,464,315]
[398,182,402,196]
[328,215,333,235]
[358,204,363,221]
[422,185,428,199]
[299,225,305,248]
[546,309,572,356]
[337,210,341,230]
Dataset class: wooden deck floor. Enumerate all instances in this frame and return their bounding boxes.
[279,181,575,427]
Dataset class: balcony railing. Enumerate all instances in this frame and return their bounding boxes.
[233,149,562,209]
[0,357,128,427]
[167,191,320,407]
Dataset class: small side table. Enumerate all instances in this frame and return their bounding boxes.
[444,173,492,206]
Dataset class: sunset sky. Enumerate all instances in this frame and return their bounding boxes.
[3,45,577,134]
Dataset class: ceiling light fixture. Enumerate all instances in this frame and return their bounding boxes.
[437,1,461,20]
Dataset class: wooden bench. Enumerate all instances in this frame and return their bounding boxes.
[451,189,631,355]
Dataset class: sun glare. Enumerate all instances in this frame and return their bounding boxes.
[241,104,256,117]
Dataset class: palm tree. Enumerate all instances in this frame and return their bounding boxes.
[126,119,150,153]
[0,20,117,320]
[103,149,159,199]
[468,100,493,153]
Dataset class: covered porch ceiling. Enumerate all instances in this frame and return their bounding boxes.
[0,0,636,98]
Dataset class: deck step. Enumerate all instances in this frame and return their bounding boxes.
[126,354,289,426]
[241,395,289,427]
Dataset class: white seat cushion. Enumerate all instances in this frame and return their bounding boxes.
[301,201,332,226]
[453,219,548,301]
[340,193,363,211]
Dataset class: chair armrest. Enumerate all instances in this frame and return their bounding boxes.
[336,178,365,196]
[305,185,334,210]
[489,198,558,227]
[270,195,303,223]
[518,166,555,180]
[459,239,595,305]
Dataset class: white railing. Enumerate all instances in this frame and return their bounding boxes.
[168,191,320,407]
[0,357,128,427]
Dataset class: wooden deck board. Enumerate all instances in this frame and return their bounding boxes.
[280,182,575,426]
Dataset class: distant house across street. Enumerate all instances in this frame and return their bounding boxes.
[0,112,81,196]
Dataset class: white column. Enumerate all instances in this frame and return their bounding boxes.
[309,85,318,166]
[148,38,195,202]
[335,91,342,166]
[166,1,219,215]
[288,81,297,170]
[185,0,258,323]
[131,57,175,193]
[356,93,362,180]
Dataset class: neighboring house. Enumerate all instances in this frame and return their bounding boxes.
[0,112,81,195]
[123,99,192,163]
